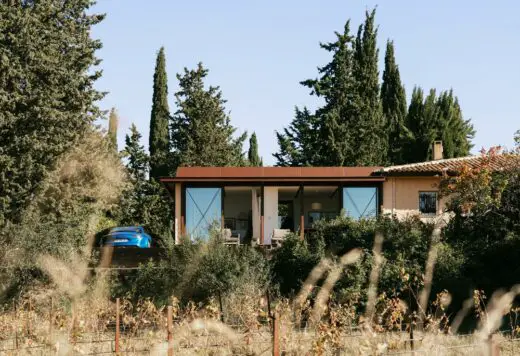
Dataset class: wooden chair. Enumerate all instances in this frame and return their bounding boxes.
[222,228,240,246]
[271,229,291,247]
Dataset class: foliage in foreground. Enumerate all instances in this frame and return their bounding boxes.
[0,130,126,298]
[0,0,104,226]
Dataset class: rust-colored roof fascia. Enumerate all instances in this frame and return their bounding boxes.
[160,177,385,183]
[172,166,383,179]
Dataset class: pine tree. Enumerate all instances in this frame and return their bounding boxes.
[275,20,357,166]
[108,107,119,152]
[170,63,246,169]
[149,47,171,179]
[381,40,408,164]
[0,1,104,225]
[248,132,262,166]
[274,107,323,166]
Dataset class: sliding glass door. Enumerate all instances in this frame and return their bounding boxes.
[343,187,378,220]
[186,187,222,240]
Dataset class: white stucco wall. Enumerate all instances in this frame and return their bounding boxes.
[263,187,278,245]
[174,183,182,243]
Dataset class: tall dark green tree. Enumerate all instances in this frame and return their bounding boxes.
[108,107,119,152]
[436,90,474,158]
[149,47,171,179]
[352,9,387,165]
[275,20,357,166]
[118,124,171,237]
[275,9,387,166]
[123,124,148,182]
[403,87,474,163]
[381,40,408,164]
[170,63,246,169]
[0,1,104,225]
[403,86,425,163]
[248,132,262,166]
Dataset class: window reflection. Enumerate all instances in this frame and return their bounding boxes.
[419,192,437,215]
[186,188,222,240]
[343,187,378,219]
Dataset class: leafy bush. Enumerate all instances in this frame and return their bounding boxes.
[271,233,323,296]
[111,235,270,306]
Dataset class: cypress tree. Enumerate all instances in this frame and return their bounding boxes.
[403,86,425,163]
[170,63,246,168]
[436,90,474,158]
[352,9,387,165]
[248,132,262,166]
[108,107,119,152]
[403,88,474,163]
[0,1,104,225]
[149,47,170,179]
[123,124,148,182]
[275,9,389,167]
[119,124,172,237]
[381,40,408,164]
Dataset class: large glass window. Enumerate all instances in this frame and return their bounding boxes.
[419,192,437,215]
[186,187,222,240]
[343,187,378,220]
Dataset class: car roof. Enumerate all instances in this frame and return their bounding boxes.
[110,226,143,232]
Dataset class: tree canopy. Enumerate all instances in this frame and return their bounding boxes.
[170,63,246,169]
[0,0,104,225]
[149,47,171,179]
[275,8,474,167]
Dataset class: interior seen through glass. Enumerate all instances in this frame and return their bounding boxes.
[185,187,222,240]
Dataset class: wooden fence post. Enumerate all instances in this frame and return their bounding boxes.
[489,334,500,356]
[49,297,53,340]
[115,298,120,354]
[167,305,173,356]
[409,316,414,353]
[28,298,32,336]
[272,313,280,356]
[14,300,18,350]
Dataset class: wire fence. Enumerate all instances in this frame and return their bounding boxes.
[1,298,519,355]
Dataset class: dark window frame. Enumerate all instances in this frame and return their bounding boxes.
[419,191,438,215]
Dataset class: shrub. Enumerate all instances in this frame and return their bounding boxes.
[111,235,270,307]
[271,233,323,296]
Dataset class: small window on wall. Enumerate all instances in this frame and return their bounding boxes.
[419,192,437,215]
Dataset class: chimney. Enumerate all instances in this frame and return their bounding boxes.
[433,141,443,160]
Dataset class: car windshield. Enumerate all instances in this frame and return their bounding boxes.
[110,227,141,233]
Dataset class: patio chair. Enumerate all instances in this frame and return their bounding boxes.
[222,228,240,246]
[271,229,291,247]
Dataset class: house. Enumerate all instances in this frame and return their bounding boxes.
[160,143,519,245]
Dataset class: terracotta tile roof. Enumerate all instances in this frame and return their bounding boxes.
[378,154,520,175]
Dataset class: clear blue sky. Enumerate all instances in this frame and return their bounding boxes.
[91,0,519,165]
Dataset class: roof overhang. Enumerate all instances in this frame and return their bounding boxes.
[160,166,385,184]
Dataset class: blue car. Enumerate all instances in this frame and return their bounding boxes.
[101,226,152,248]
